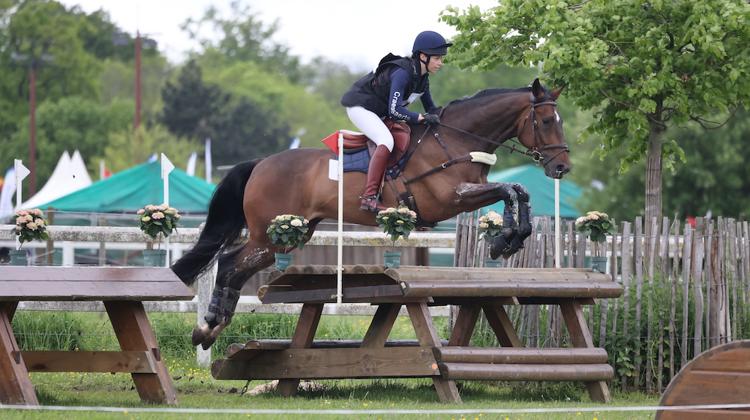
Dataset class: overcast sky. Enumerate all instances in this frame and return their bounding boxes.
[59,0,497,70]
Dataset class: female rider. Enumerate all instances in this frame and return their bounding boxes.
[341,30,451,212]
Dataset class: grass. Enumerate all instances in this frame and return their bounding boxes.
[5,312,661,419]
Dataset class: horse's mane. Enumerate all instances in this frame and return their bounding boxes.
[445,87,533,109]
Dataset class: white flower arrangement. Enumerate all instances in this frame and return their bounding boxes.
[137,204,180,242]
[376,205,417,244]
[575,211,615,243]
[14,208,49,250]
[266,214,310,251]
[478,210,504,240]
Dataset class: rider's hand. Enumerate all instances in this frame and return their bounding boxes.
[422,113,440,125]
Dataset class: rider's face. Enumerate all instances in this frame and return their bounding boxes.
[420,54,444,75]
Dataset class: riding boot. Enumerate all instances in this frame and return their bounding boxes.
[360,145,391,213]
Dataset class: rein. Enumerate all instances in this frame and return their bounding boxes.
[436,100,569,168]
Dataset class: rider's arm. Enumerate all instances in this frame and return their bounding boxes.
[420,84,439,114]
[388,68,422,123]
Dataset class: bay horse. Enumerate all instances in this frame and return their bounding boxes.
[173,78,570,349]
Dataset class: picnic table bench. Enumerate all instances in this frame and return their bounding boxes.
[212,265,622,403]
[0,266,194,406]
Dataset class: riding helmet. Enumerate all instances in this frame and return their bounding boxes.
[412,31,452,56]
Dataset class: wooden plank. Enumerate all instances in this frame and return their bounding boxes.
[448,305,480,346]
[693,218,706,358]
[389,267,613,283]
[633,216,643,389]
[212,347,439,380]
[0,302,38,405]
[400,282,622,299]
[439,363,613,381]
[482,303,523,347]
[104,301,177,405]
[560,300,611,403]
[619,221,632,389]
[261,284,404,304]
[406,302,461,403]
[277,303,324,397]
[681,224,693,368]
[669,218,680,382]
[22,351,156,373]
[361,304,401,348]
[434,347,608,364]
[0,266,182,282]
[657,409,750,420]
[0,281,193,301]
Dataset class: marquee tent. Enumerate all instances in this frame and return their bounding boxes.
[39,161,215,213]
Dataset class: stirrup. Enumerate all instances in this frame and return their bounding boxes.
[360,195,386,213]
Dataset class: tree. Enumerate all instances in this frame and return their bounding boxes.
[443,0,750,222]
[102,125,198,173]
[160,59,229,141]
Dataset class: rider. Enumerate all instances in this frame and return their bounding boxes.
[341,30,451,212]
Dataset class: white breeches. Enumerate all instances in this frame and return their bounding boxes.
[345,106,394,152]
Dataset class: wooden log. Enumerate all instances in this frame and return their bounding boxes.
[0,302,38,405]
[400,281,623,299]
[212,347,439,380]
[277,303,323,397]
[434,347,608,364]
[387,267,612,283]
[22,351,156,373]
[439,363,614,381]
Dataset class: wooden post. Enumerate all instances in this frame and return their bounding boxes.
[406,302,461,403]
[277,303,324,397]
[0,302,38,405]
[448,305,480,346]
[362,303,401,348]
[560,300,612,403]
[104,301,178,404]
[482,303,523,348]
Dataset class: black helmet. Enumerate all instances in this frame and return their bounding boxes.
[412,31,452,56]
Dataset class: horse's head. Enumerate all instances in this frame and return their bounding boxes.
[517,78,570,179]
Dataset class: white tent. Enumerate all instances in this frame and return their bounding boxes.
[20,150,92,209]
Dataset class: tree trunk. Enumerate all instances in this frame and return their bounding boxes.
[645,124,664,226]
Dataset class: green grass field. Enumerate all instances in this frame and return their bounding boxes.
[3,312,661,419]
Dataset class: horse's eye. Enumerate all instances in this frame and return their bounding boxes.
[542,117,554,125]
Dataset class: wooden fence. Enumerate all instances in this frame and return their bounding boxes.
[454,213,750,392]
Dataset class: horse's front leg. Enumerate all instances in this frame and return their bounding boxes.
[455,182,521,257]
[493,184,532,259]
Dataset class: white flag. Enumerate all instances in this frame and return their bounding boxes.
[161,153,175,179]
[14,159,29,181]
[186,152,197,176]
[205,138,212,183]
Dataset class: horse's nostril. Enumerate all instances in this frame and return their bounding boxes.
[556,164,570,174]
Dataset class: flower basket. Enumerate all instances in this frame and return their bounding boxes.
[9,249,27,266]
[13,209,49,251]
[143,249,167,267]
[137,204,180,250]
[376,206,417,268]
[478,210,503,266]
[266,214,310,270]
[576,211,615,271]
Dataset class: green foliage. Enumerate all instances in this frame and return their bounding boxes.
[575,211,615,242]
[12,312,85,351]
[444,0,750,217]
[101,124,198,173]
[13,208,49,247]
[137,204,181,241]
[265,214,310,251]
[376,206,417,244]
[478,210,504,240]
[0,96,132,187]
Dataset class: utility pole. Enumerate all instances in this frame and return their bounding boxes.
[28,60,37,194]
[134,31,142,129]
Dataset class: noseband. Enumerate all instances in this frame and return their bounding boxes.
[521,100,570,171]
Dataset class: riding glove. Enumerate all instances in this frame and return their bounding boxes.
[423,113,440,125]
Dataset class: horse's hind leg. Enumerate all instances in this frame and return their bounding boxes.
[192,241,275,350]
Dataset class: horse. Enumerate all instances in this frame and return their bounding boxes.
[173,78,570,349]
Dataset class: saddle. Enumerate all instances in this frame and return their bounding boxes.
[322,120,411,168]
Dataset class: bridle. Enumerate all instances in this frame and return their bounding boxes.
[435,98,569,171]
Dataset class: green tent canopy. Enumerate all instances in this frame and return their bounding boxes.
[484,164,583,218]
[39,161,216,213]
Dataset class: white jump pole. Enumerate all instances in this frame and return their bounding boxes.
[14,159,30,251]
[555,178,561,269]
[161,153,175,267]
[336,132,344,304]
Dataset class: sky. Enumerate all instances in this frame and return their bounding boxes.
[59,0,498,70]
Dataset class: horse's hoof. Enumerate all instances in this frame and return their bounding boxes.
[191,324,210,346]
[200,335,217,350]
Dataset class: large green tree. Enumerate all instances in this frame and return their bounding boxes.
[443,0,750,222]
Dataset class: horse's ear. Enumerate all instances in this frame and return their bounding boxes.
[550,87,563,101]
[531,78,544,100]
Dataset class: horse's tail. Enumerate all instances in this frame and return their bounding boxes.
[171,159,260,286]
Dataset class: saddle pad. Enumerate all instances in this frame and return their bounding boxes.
[340,148,371,173]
